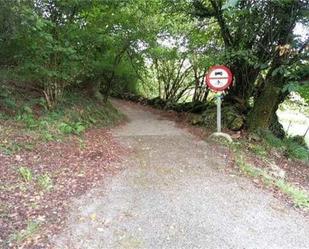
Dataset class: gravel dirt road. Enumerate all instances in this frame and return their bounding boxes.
[53,99,309,249]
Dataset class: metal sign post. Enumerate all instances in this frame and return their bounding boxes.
[216,93,222,133]
[205,65,234,143]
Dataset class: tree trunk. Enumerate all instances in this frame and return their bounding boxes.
[247,81,281,131]
[192,67,200,102]
[103,78,113,103]
[247,66,288,138]
[248,41,292,136]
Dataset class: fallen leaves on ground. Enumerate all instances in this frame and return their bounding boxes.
[0,128,128,248]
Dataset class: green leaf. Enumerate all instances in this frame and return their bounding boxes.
[271,68,281,77]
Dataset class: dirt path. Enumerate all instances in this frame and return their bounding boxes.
[53,100,309,249]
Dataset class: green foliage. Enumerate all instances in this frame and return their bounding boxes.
[0,139,34,155]
[0,87,16,110]
[0,0,158,107]
[15,93,122,137]
[298,85,309,104]
[18,166,33,182]
[37,174,53,191]
[0,91,123,158]
[0,0,307,141]
[276,179,309,209]
[9,220,40,244]
[284,138,309,161]
[192,0,308,133]
[59,122,86,135]
[149,52,194,102]
[248,144,268,157]
[42,132,54,141]
[258,129,308,161]
[54,93,123,127]
[18,166,54,191]
[290,135,307,147]
[16,113,37,129]
[236,155,264,178]
[235,154,309,209]
[260,130,283,148]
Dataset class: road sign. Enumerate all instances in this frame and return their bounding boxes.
[205,65,233,92]
[205,65,234,142]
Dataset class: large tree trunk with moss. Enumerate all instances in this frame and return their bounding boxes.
[247,81,281,130]
[247,70,287,138]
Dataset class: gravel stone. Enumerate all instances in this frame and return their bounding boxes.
[53,100,309,249]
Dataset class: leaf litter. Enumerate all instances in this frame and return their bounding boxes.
[0,127,128,248]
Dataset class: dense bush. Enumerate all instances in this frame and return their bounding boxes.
[0,0,151,108]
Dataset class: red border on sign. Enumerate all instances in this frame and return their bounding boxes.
[205,65,233,92]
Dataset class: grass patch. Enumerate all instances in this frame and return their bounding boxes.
[276,179,309,209]
[37,173,53,191]
[14,95,122,136]
[18,166,33,182]
[0,139,36,155]
[235,153,309,209]
[248,143,268,157]
[283,138,309,161]
[0,92,123,155]
[9,220,40,245]
[235,155,264,178]
[256,129,309,161]
[261,130,283,148]
[17,167,54,192]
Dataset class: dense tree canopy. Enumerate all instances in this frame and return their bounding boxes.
[0,0,308,136]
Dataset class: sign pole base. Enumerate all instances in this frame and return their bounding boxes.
[209,93,233,143]
[209,132,233,143]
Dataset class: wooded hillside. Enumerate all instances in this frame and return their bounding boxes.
[0,0,308,135]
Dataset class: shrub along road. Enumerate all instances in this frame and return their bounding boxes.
[53,99,309,249]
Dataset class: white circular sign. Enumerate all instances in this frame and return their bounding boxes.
[205,65,233,92]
